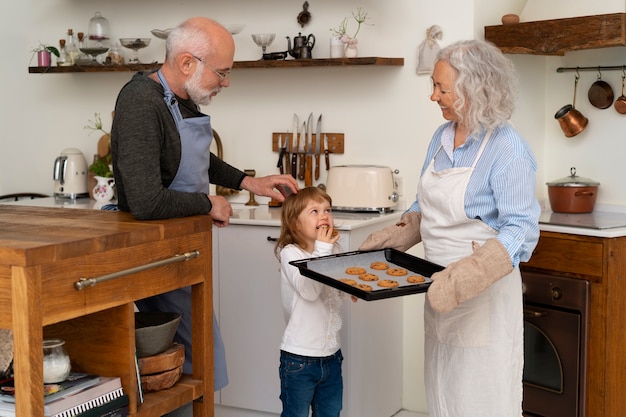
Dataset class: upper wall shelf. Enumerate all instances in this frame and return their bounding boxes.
[28,57,404,73]
[484,13,626,56]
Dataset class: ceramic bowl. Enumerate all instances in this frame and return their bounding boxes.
[135,312,181,357]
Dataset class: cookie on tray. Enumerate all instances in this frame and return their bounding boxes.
[338,278,357,286]
[359,273,379,282]
[378,279,399,288]
[355,283,373,291]
[386,267,408,277]
[370,261,389,270]
[407,275,426,284]
[346,267,367,275]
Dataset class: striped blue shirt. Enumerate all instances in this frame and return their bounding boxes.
[407,122,540,267]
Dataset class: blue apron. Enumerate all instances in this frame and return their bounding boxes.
[134,70,228,391]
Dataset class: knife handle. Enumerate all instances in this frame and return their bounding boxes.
[304,155,313,187]
[314,154,320,180]
[277,148,286,169]
[284,153,291,176]
[324,150,330,170]
[298,153,305,180]
[291,153,298,179]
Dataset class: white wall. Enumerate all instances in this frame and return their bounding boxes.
[4,0,626,414]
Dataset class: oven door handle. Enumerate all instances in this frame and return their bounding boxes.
[524,308,548,318]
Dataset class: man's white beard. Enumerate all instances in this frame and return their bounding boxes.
[185,66,220,106]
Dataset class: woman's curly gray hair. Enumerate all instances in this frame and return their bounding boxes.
[437,39,518,135]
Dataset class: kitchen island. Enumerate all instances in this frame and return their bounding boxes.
[0,204,214,417]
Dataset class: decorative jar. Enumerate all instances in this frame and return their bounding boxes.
[43,339,71,383]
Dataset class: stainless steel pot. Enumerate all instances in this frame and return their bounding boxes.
[546,167,599,213]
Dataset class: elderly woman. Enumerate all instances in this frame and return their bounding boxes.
[361,39,540,417]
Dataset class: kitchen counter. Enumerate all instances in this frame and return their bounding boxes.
[539,209,626,238]
[228,204,402,228]
[2,197,403,230]
[9,197,626,237]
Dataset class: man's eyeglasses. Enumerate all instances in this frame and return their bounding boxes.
[192,55,231,83]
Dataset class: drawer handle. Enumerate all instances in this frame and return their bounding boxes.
[74,250,200,290]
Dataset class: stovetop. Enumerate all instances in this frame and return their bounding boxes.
[539,210,626,230]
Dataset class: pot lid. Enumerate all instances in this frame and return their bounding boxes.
[546,167,600,187]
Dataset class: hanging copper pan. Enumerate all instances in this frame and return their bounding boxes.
[614,73,626,114]
[588,69,614,109]
[555,73,588,137]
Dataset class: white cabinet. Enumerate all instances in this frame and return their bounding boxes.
[213,212,403,417]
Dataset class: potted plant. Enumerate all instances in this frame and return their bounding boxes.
[84,113,114,198]
[31,42,60,67]
[330,7,373,58]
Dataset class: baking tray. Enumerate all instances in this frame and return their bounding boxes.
[290,248,444,301]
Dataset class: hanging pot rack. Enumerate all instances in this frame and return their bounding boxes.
[557,65,626,73]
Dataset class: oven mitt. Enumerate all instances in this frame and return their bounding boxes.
[359,211,422,252]
[427,238,513,313]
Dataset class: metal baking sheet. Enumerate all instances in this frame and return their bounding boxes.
[289,248,444,301]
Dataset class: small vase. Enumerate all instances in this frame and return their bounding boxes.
[330,37,344,58]
[37,50,52,67]
[92,176,115,202]
[345,44,358,58]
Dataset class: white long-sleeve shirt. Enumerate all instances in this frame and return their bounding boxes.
[279,241,344,357]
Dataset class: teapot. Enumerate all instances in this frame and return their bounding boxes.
[286,32,315,59]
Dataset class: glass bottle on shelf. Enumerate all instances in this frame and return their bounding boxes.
[75,32,92,65]
[56,39,69,66]
[65,29,80,65]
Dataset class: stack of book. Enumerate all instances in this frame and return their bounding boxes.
[0,373,127,417]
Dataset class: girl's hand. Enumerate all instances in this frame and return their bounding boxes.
[316,225,340,244]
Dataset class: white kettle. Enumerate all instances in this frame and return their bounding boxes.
[52,148,89,199]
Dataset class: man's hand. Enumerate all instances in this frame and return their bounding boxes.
[208,195,233,227]
[240,174,299,202]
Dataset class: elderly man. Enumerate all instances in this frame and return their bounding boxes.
[111,16,298,416]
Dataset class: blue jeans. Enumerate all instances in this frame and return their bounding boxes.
[279,349,343,417]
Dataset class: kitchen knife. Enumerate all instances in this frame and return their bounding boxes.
[298,121,306,181]
[291,114,299,179]
[304,113,314,187]
[314,114,322,180]
[277,134,285,174]
[324,134,330,170]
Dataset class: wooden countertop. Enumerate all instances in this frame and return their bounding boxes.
[0,205,212,267]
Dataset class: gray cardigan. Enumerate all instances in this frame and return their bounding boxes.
[111,71,246,220]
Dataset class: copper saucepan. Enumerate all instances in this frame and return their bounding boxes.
[588,69,614,109]
[555,73,588,137]
[614,74,626,114]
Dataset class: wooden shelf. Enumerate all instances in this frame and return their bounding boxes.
[28,57,404,73]
[485,13,626,56]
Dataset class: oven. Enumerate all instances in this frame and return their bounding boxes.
[521,271,590,417]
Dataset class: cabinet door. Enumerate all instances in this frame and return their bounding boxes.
[215,225,283,413]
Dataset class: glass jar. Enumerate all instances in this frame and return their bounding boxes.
[43,339,71,383]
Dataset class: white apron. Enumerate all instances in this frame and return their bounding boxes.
[418,131,523,417]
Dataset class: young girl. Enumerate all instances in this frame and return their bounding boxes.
[274,186,346,417]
